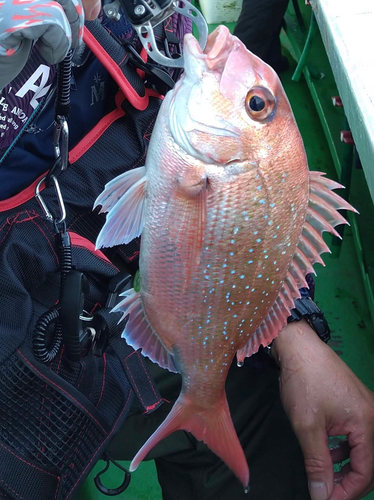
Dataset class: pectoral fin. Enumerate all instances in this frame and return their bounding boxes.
[95,167,147,249]
[174,176,208,280]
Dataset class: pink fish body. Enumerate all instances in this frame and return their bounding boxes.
[95,26,356,490]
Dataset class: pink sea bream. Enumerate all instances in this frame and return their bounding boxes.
[95,25,356,491]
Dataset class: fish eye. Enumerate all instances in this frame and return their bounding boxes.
[245,86,276,121]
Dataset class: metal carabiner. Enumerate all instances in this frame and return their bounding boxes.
[35,175,66,226]
[53,115,69,171]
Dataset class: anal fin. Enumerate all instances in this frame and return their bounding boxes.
[112,289,178,373]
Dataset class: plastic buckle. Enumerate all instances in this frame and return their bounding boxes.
[106,0,208,68]
[60,270,91,362]
[91,271,133,356]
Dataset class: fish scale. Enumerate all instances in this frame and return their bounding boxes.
[95,25,357,491]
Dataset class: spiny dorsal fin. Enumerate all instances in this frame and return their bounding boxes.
[95,167,147,249]
[237,170,356,359]
[112,289,178,373]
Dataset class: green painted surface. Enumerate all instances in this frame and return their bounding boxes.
[76,461,161,500]
[76,6,374,500]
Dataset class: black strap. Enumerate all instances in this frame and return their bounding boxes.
[84,19,146,98]
[111,337,164,414]
[0,444,60,500]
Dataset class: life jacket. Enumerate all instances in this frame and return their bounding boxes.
[0,10,190,500]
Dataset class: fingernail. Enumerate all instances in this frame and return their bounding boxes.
[309,481,328,500]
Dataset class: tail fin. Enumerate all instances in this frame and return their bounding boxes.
[130,394,250,490]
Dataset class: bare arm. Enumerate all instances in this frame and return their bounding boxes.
[272,320,374,500]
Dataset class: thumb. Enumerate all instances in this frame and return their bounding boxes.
[295,425,334,500]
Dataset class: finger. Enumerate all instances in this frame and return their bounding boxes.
[333,462,351,485]
[81,0,101,20]
[330,437,374,500]
[58,0,85,47]
[295,425,334,500]
[330,439,350,464]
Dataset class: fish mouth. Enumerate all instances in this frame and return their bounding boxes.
[168,26,247,165]
[183,25,236,74]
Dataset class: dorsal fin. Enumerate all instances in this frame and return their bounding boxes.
[237,170,356,360]
[112,289,178,373]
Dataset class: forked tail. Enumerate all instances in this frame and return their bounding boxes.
[130,394,250,491]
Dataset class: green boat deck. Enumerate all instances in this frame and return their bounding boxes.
[76,3,374,499]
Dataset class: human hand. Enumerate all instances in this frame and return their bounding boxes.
[0,0,99,89]
[272,320,374,500]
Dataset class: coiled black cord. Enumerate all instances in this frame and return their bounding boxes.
[55,49,72,118]
[33,230,72,363]
[33,307,62,363]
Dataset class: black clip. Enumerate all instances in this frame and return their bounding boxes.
[60,270,90,362]
[92,271,132,356]
[94,453,131,496]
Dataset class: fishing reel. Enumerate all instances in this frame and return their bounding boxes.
[103,0,208,67]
